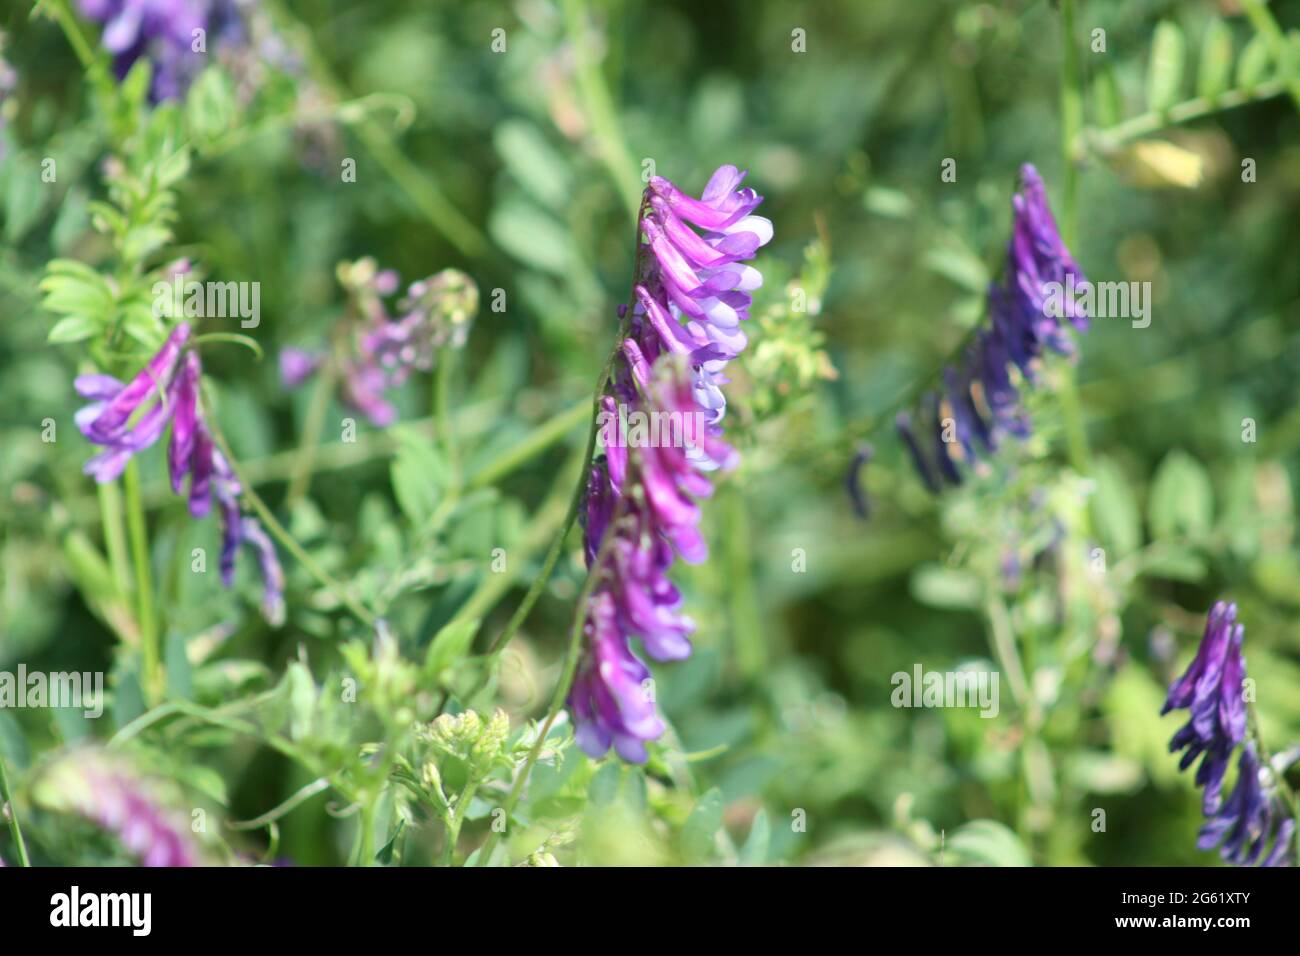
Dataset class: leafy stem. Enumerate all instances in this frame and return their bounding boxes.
[208,420,378,629]
[123,460,161,702]
[0,753,31,867]
[475,493,624,866]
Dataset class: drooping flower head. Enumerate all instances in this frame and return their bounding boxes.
[568,166,771,763]
[1162,600,1248,813]
[897,164,1090,489]
[32,749,203,866]
[1164,601,1295,867]
[279,259,479,428]
[75,322,284,623]
[1197,744,1294,867]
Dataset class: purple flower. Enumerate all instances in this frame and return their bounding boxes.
[898,164,1088,489]
[1197,745,1294,867]
[278,347,321,388]
[34,749,202,866]
[75,323,192,482]
[567,166,769,763]
[1163,601,1248,813]
[280,264,478,428]
[1164,602,1295,866]
[78,0,246,101]
[76,323,283,622]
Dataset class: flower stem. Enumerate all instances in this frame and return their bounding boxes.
[441,776,480,866]
[97,479,132,601]
[479,346,619,666]
[285,362,337,508]
[0,753,31,867]
[265,0,488,257]
[1057,0,1083,246]
[475,502,621,866]
[562,0,642,221]
[1056,0,1091,476]
[209,424,378,629]
[435,352,459,488]
[123,461,161,702]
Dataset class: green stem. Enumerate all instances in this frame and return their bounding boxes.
[123,461,160,702]
[1056,0,1091,475]
[44,0,116,102]
[266,0,488,257]
[562,0,642,220]
[441,776,480,866]
[1082,78,1288,153]
[98,479,132,600]
[475,500,622,866]
[480,341,623,665]
[1058,0,1083,246]
[285,362,337,508]
[0,753,31,867]
[466,400,589,491]
[208,424,378,629]
[435,353,459,489]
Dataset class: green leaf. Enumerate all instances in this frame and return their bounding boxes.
[910,564,981,610]
[390,428,448,528]
[186,68,238,147]
[680,787,725,863]
[945,819,1031,867]
[1090,457,1142,558]
[423,616,480,683]
[47,315,99,344]
[738,808,770,866]
[1147,449,1214,542]
[1146,21,1187,113]
[587,761,622,806]
[488,200,573,276]
[1197,17,1234,101]
[493,120,571,211]
[1236,34,1272,93]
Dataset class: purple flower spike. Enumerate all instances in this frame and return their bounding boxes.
[34,749,202,867]
[897,164,1089,490]
[1164,602,1296,866]
[1164,601,1248,813]
[74,322,283,624]
[568,165,769,763]
[1197,745,1294,867]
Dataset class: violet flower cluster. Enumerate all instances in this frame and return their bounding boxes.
[281,260,478,428]
[568,166,771,762]
[78,0,247,101]
[1163,601,1294,866]
[896,164,1090,490]
[34,750,201,866]
[76,322,284,623]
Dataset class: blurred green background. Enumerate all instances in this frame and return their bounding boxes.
[2,0,1300,866]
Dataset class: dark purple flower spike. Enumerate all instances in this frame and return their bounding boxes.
[898,164,1090,490]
